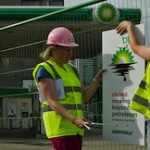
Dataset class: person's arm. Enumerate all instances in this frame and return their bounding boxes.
[116,20,150,61]
[38,78,89,128]
[82,69,106,102]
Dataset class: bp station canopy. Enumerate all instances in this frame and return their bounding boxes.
[0,3,141,59]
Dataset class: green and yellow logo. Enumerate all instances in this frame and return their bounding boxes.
[112,47,134,64]
[94,3,119,24]
[110,47,136,81]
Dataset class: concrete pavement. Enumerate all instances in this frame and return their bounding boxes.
[0,128,147,150]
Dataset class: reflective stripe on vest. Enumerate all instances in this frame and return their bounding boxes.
[132,94,149,108]
[130,62,150,119]
[41,104,84,112]
[139,80,146,89]
[45,61,60,79]
[64,86,81,93]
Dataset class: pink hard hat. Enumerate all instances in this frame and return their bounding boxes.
[46,27,79,47]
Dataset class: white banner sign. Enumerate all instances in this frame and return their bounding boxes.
[102,24,145,145]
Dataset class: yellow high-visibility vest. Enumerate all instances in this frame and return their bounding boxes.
[33,60,84,138]
[130,62,150,119]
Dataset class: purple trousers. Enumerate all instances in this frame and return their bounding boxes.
[50,135,82,150]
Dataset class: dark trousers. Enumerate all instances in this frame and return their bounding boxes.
[50,135,82,150]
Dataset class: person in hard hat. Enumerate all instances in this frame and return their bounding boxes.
[116,20,150,150]
[33,27,106,150]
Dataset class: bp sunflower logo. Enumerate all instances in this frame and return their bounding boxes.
[110,47,136,81]
[93,3,119,24]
